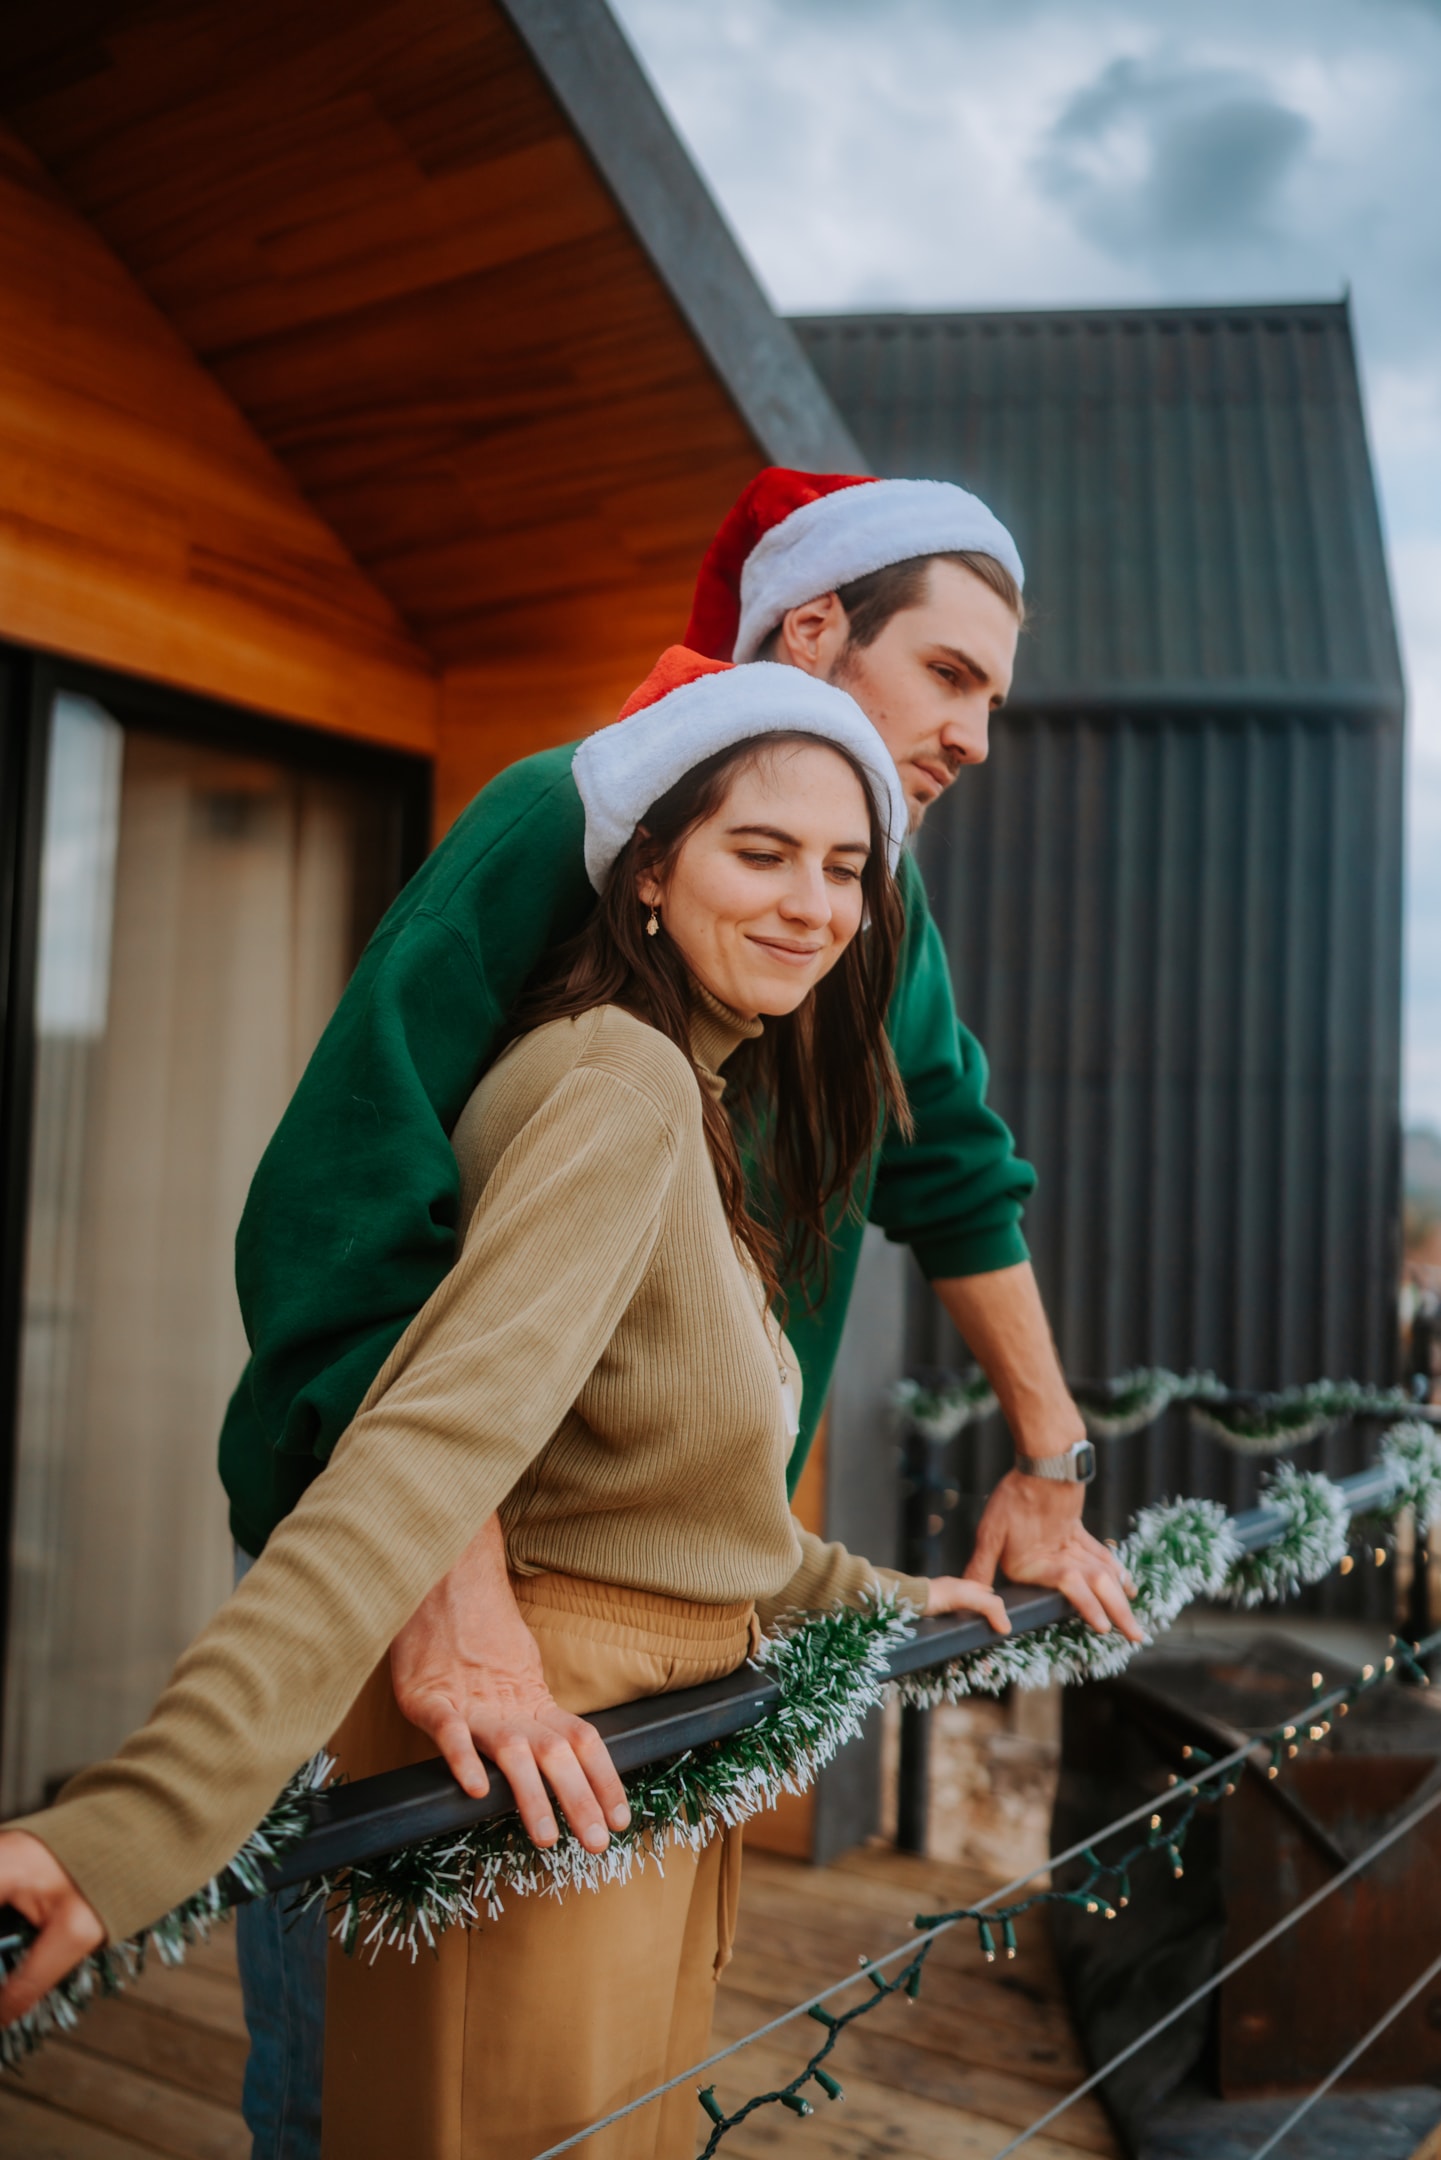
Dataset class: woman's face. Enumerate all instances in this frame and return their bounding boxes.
[641,742,873,1019]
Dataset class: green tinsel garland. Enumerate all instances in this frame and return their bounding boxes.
[1078,1369,1417,1453]
[1075,1367,1220,1439]
[0,1750,332,2072]
[6,1419,1441,2065]
[902,1365,1422,1453]
[298,1595,916,1962]
[892,1371,998,1439]
[1223,1461,1352,1610]
[894,1419,1441,1711]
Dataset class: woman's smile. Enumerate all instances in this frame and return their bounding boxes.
[643,741,870,1019]
[746,934,826,966]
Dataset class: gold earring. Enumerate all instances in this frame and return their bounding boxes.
[646,904,660,937]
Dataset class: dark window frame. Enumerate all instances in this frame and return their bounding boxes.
[0,643,432,1762]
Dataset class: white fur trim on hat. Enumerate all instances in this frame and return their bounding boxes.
[733,477,1024,662]
[572,664,908,892]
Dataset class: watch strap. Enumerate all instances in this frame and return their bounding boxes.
[1015,1440,1096,1484]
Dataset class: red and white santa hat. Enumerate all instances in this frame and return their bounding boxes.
[572,645,908,892]
[685,468,1024,663]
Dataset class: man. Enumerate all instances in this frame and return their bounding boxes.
[226,469,1140,2156]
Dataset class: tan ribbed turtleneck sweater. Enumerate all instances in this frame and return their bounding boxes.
[17,993,925,1944]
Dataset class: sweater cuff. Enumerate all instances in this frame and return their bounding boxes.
[905,1219,1029,1284]
[8,1803,133,1949]
[872,1565,931,1615]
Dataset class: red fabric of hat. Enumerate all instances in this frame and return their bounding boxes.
[616,644,732,719]
[684,469,877,660]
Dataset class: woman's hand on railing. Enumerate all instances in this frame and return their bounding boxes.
[0,1830,104,2025]
[920,1577,1013,1633]
[390,1518,630,1855]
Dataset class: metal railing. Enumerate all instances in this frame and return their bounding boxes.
[259,1455,1405,1893]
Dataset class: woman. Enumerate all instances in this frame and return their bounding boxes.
[0,648,1010,2156]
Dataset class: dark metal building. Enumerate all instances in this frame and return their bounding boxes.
[796,302,1406,1539]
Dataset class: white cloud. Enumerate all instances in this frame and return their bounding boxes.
[1034,53,1314,263]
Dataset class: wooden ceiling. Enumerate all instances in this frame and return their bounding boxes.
[0,125,438,752]
[0,0,767,691]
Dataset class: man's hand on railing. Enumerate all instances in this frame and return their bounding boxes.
[929,1265,1142,1643]
[0,1830,104,2025]
[390,1516,631,1854]
[963,1472,1143,1642]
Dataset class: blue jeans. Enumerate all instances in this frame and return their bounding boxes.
[233,1545,327,2160]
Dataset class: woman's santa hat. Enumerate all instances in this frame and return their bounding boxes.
[686,468,1025,663]
[572,645,907,893]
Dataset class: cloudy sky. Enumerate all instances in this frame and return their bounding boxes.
[613,0,1441,1129]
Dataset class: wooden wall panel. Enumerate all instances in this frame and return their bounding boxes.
[436,664,605,836]
[0,130,437,751]
[0,0,762,700]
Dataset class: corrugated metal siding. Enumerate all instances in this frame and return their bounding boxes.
[793,304,1403,708]
[908,707,1404,1561]
[795,305,1405,1591]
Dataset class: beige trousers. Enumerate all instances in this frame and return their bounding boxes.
[321,1575,755,2160]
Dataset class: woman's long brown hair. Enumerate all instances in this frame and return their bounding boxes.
[505,733,911,1313]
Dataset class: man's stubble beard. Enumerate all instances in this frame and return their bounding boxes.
[826,641,930,838]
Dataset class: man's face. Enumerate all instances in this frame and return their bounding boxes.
[828,560,1019,829]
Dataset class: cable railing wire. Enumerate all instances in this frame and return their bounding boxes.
[526,1785,1195,2160]
[528,1631,1438,2159]
[1243,1943,1441,2158]
[989,1779,1441,2158]
[526,1790,1194,2160]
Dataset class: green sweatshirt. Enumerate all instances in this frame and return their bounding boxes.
[220,743,1034,1557]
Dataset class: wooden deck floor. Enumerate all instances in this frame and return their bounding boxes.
[0,1844,1119,2158]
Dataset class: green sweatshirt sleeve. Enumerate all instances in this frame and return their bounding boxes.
[869,852,1036,1280]
[220,746,594,1554]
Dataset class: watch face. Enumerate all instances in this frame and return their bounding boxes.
[1075,1441,1097,1483]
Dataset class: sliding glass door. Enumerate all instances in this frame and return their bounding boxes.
[0,662,425,1813]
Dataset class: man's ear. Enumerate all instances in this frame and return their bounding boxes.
[774,592,849,676]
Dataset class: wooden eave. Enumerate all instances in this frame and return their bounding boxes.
[0,0,860,707]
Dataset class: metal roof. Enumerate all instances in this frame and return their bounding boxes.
[792,302,1402,714]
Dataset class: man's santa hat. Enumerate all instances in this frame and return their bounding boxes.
[686,468,1025,663]
[572,645,907,893]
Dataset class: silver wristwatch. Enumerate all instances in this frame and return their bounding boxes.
[1015,1440,1096,1484]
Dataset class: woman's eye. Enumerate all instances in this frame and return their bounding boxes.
[826,864,861,883]
[739,850,783,867]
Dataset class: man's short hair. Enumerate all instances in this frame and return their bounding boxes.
[755,550,1024,661]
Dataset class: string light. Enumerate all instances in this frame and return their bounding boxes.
[681,1628,1441,2157]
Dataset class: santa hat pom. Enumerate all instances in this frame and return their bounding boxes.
[572,646,907,893]
[685,467,1024,662]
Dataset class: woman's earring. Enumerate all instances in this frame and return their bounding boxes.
[646,904,660,937]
